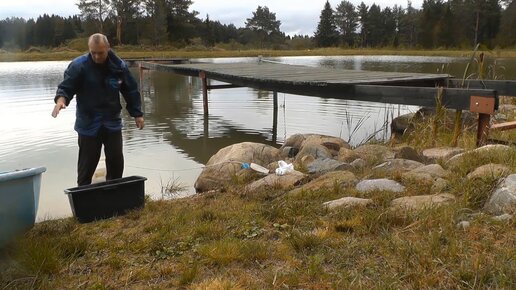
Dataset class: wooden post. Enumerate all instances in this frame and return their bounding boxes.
[272,91,278,144]
[200,71,208,115]
[139,63,144,95]
[469,95,496,147]
[476,113,491,147]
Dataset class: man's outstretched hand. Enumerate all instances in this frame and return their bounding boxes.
[52,97,67,118]
[135,116,144,129]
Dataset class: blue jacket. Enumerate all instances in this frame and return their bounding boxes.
[55,50,143,136]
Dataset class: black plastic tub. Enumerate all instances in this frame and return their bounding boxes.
[65,176,147,223]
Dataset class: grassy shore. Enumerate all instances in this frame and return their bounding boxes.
[2,47,516,62]
[1,106,515,289]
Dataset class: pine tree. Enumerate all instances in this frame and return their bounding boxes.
[77,0,110,33]
[335,0,358,47]
[314,0,339,47]
[357,2,369,47]
[245,6,282,48]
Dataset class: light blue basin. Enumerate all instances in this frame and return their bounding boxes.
[0,167,46,248]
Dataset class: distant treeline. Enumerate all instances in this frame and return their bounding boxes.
[0,0,515,51]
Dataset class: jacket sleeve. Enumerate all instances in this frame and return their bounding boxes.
[120,63,143,118]
[55,61,81,106]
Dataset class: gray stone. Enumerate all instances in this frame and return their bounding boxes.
[484,174,516,215]
[282,134,351,162]
[195,142,281,192]
[492,214,512,222]
[467,163,511,180]
[422,147,464,163]
[353,144,395,165]
[394,146,424,163]
[390,193,456,211]
[402,172,434,184]
[351,158,367,170]
[337,148,359,163]
[356,179,405,193]
[391,113,415,136]
[246,170,307,193]
[431,178,449,193]
[307,158,353,174]
[373,159,424,174]
[290,171,357,195]
[323,197,373,210]
[410,164,448,179]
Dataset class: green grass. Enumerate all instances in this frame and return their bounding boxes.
[2,47,516,62]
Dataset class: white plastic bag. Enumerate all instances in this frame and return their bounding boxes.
[275,160,294,176]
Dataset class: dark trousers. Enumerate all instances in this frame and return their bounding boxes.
[77,127,123,186]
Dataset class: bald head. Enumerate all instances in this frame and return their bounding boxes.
[88,33,110,64]
[88,33,110,47]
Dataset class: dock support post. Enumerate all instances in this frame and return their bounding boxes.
[476,113,491,147]
[200,71,209,115]
[139,63,144,95]
[272,91,278,144]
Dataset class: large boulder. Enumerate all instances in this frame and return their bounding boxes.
[337,148,360,163]
[245,170,307,193]
[323,197,373,210]
[373,159,424,174]
[353,144,395,165]
[394,146,424,163]
[289,171,357,195]
[356,179,405,193]
[391,113,415,137]
[280,134,351,162]
[194,142,281,192]
[390,193,456,212]
[466,163,511,180]
[484,174,516,215]
[422,147,464,163]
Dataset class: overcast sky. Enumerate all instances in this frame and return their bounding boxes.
[0,0,423,36]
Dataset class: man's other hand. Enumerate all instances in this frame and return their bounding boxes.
[135,116,144,129]
[52,97,67,118]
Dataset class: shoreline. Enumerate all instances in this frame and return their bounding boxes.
[2,48,516,62]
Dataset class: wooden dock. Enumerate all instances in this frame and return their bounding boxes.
[138,60,516,146]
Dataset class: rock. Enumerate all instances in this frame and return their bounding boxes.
[307,158,353,174]
[446,145,513,169]
[280,146,299,159]
[467,163,511,180]
[337,148,359,163]
[394,146,424,163]
[281,134,351,161]
[492,214,512,222]
[373,159,424,174]
[323,197,373,210]
[409,164,448,179]
[484,174,516,215]
[300,155,315,167]
[422,147,464,163]
[391,113,415,137]
[246,170,307,193]
[431,178,449,193]
[402,172,434,184]
[390,193,456,211]
[353,144,395,165]
[356,179,405,193]
[194,142,281,192]
[456,221,471,230]
[351,158,366,170]
[290,171,357,195]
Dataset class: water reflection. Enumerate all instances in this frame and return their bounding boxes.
[1,55,515,220]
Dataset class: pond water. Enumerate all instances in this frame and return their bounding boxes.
[1,55,515,220]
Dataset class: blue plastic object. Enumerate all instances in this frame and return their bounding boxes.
[0,167,46,248]
[241,162,250,169]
